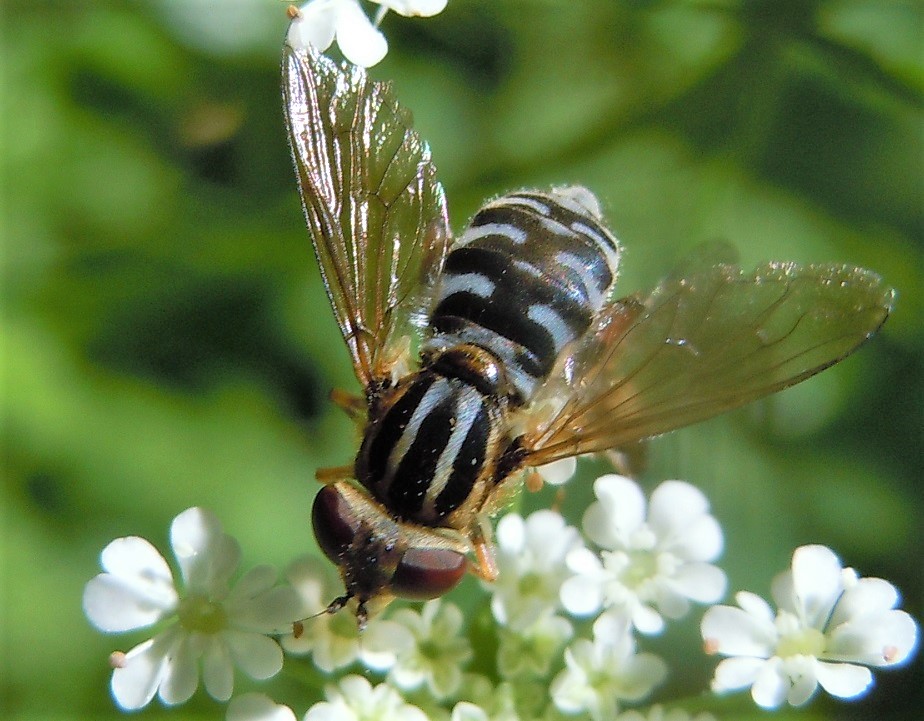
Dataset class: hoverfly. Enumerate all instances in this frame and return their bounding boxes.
[282,44,893,629]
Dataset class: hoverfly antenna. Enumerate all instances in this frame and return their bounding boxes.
[291,594,354,639]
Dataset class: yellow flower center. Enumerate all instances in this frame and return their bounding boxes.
[777,627,826,659]
[177,594,228,634]
[623,550,658,589]
[519,571,544,595]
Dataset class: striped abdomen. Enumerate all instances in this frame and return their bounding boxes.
[426,187,622,403]
[355,370,506,527]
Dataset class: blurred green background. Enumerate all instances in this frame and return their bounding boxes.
[2,1,921,720]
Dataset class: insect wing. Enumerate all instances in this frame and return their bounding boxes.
[283,45,452,389]
[520,261,894,464]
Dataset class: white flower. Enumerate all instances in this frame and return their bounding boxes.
[488,510,585,630]
[388,599,472,699]
[561,475,726,634]
[227,693,297,721]
[280,556,412,672]
[616,706,717,721]
[286,0,447,67]
[702,544,919,709]
[451,703,497,721]
[450,679,533,721]
[304,675,430,721]
[82,508,300,710]
[535,457,577,486]
[451,691,521,721]
[377,0,447,16]
[551,614,667,721]
[496,614,573,680]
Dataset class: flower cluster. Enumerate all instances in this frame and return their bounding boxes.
[286,0,447,67]
[83,470,918,720]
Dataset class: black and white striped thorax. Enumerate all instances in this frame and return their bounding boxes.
[355,370,506,527]
[425,186,622,403]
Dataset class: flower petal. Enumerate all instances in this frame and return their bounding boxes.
[653,585,691,620]
[583,475,645,548]
[618,651,669,701]
[701,604,776,658]
[378,0,448,18]
[84,537,178,632]
[451,702,489,721]
[648,481,709,539]
[670,562,726,604]
[829,577,899,627]
[287,0,338,52]
[227,693,298,721]
[789,545,844,628]
[711,656,765,692]
[751,658,787,708]
[99,535,175,588]
[227,567,301,633]
[230,564,277,598]
[110,627,181,710]
[170,507,241,597]
[158,631,202,705]
[785,658,819,706]
[735,590,775,623]
[566,546,603,575]
[523,510,580,564]
[312,628,360,672]
[560,574,604,617]
[202,634,234,701]
[335,1,387,67]
[631,602,665,635]
[815,660,873,699]
[226,629,284,680]
[358,620,408,671]
[536,457,577,486]
[673,514,723,562]
[826,609,919,666]
[495,513,525,554]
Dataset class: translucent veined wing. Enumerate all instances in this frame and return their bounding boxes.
[283,45,452,390]
[518,260,894,465]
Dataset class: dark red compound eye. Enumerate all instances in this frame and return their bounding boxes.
[391,547,466,600]
[312,485,360,562]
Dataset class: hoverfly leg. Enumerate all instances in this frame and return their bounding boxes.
[315,465,354,484]
[355,600,369,632]
[469,516,499,583]
[330,388,366,420]
[469,536,499,583]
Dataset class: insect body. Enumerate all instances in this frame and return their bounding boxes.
[283,45,894,628]
[356,188,621,529]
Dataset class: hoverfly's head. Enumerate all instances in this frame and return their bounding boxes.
[311,482,468,630]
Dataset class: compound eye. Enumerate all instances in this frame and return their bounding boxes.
[312,485,360,562]
[391,547,466,600]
